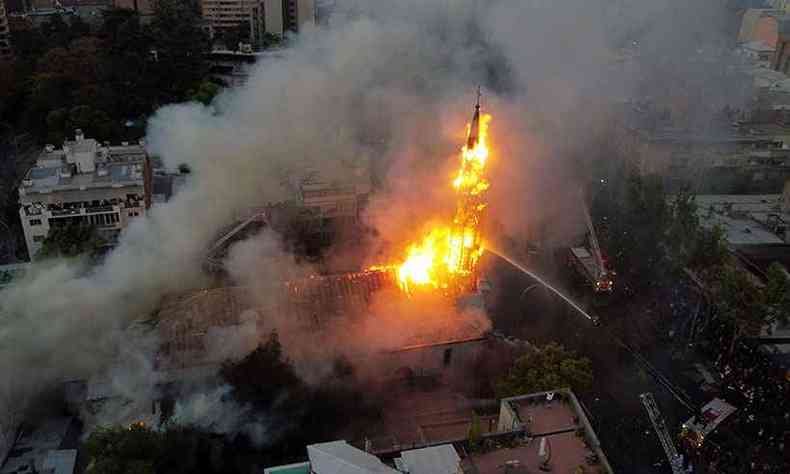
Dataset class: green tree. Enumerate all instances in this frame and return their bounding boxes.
[217,23,250,50]
[96,8,156,119]
[39,14,71,49]
[666,188,699,266]
[713,264,765,355]
[68,15,92,39]
[38,223,107,260]
[468,413,482,451]
[689,225,729,269]
[596,171,671,286]
[186,80,221,106]
[146,0,210,101]
[496,343,593,397]
[45,105,120,144]
[82,425,162,474]
[24,37,105,138]
[262,32,282,49]
[8,1,215,142]
[762,262,790,327]
[82,425,214,474]
[220,331,303,407]
[0,61,26,121]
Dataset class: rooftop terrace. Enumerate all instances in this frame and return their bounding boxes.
[470,391,612,474]
[21,134,148,196]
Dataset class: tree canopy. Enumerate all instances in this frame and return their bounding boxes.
[592,169,729,289]
[763,262,790,327]
[7,3,213,143]
[82,424,233,474]
[496,342,593,397]
[220,331,304,408]
[83,425,162,474]
[38,223,106,260]
[712,261,790,340]
[219,331,381,450]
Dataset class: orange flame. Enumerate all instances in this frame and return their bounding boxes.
[386,113,492,293]
[452,114,492,195]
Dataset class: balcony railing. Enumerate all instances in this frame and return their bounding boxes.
[50,209,81,217]
[86,205,115,214]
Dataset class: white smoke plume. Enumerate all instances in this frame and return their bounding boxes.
[0,0,745,447]
[172,385,273,447]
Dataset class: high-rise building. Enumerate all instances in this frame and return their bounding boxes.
[261,0,314,36]
[203,0,314,49]
[0,0,12,61]
[201,0,259,35]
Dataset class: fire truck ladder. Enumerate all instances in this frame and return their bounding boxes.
[582,200,606,281]
[639,392,687,474]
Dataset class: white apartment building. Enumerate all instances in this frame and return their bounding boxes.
[18,131,150,258]
[0,0,12,60]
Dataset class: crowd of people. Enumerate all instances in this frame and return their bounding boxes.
[691,321,790,473]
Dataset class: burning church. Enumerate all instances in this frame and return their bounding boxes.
[153,94,495,380]
[368,89,492,295]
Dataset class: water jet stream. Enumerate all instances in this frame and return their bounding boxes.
[486,248,597,323]
[486,247,696,411]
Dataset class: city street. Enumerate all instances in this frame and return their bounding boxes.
[484,251,708,473]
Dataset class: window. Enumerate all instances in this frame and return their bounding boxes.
[29,219,42,226]
[33,235,45,243]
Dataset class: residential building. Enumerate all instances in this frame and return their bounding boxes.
[768,0,790,13]
[738,40,777,62]
[29,0,110,8]
[479,391,613,473]
[201,0,314,51]
[247,0,317,48]
[113,0,154,20]
[206,48,285,86]
[264,389,613,474]
[624,124,790,194]
[201,0,258,34]
[18,131,150,258]
[24,1,112,26]
[0,417,78,474]
[261,0,314,36]
[291,164,371,222]
[738,9,782,47]
[695,194,790,246]
[690,193,790,379]
[0,0,12,60]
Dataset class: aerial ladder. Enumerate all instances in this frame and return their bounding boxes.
[640,392,689,474]
[568,192,615,292]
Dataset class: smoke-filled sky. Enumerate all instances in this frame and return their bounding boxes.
[0,0,745,443]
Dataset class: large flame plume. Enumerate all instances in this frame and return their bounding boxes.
[375,98,492,294]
